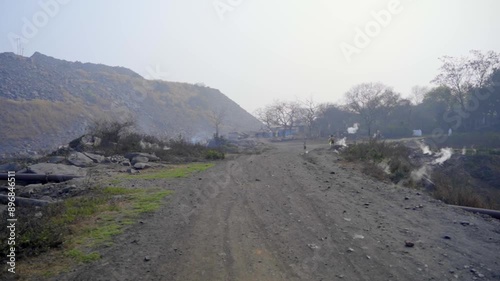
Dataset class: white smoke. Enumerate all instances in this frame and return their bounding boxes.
[462,146,466,155]
[336,137,347,147]
[377,161,391,175]
[347,123,359,134]
[418,142,432,155]
[411,165,430,182]
[432,148,453,165]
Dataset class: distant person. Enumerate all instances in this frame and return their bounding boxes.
[373,130,383,140]
[328,135,335,147]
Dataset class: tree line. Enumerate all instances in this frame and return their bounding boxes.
[255,50,500,139]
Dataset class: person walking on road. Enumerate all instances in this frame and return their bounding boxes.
[328,135,335,147]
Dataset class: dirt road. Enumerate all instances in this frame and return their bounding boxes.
[56,142,500,281]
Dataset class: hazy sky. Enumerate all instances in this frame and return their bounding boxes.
[1,0,499,113]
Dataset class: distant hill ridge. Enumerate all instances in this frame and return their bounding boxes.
[0,52,261,156]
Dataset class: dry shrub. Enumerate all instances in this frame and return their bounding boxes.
[432,171,487,209]
[343,140,414,184]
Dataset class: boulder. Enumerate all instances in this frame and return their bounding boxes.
[131,156,149,165]
[109,155,128,163]
[133,163,151,170]
[0,162,24,172]
[46,156,66,164]
[27,163,87,176]
[125,152,160,162]
[127,168,139,174]
[68,152,95,167]
[82,152,106,163]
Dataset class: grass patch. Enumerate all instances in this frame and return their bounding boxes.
[124,162,214,180]
[3,185,174,279]
[107,178,122,186]
[7,161,214,279]
[132,190,174,212]
[66,249,101,263]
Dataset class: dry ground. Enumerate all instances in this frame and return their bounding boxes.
[51,141,500,281]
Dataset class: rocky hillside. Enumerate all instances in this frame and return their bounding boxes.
[0,52,261,157]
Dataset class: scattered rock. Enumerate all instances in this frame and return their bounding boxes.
[405,241,415,247]
[67,152,95,167]
[109,155,128,164]
[82,152,106,163]
[127,168,139,174]
[122,161,131,167]
[125,152,160,162]
[443,235,451,240]
[460,221,471,226]
[144,256,151,262]
[131,156,149,165]
[0,162,25,172]
[330,171,335,174]
[27,163,87,176]
[255,179,261,182]
[46,156,66,164]
[40,195,54,202]
[307,243,319,250]
[134,163,151,170]
[347,248,355,253]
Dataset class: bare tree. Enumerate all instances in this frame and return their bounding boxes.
[255,100,302,137]
[410,85,429,105]
[273,100,301,137]
[300,96,320,137]
[431,50,500,110]
[210,108,226,139]
[255,106,277,135]
[344,82,400,137]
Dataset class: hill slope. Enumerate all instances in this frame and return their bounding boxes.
[0,52,261,156]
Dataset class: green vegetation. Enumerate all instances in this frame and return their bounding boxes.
[0,159,215,278]
[5,183,177,278]
[73,118,226,162]
[204,149,225,160]
[66,249,101,263]
[342,140,500,210]
[0,185,174,267]
[342,140,414,184]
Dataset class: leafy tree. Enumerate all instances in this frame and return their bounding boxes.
[344,82,400,137]
[315,103,354,137]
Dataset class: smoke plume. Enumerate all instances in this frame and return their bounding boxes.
[432,148,453,165]
[347,123,359,134]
